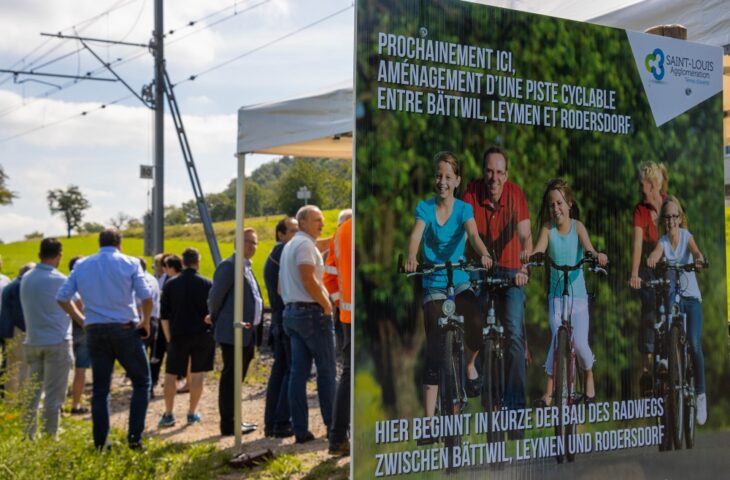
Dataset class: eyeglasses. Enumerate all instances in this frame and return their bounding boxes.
[663,214,680,220]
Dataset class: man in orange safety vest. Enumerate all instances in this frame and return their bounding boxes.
[323,212,351,456]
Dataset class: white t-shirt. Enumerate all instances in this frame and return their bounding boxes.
[659,228,701,301]
[279,231,324,303]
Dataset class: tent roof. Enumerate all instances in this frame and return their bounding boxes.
[236,85,353,159]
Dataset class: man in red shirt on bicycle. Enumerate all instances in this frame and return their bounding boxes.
[463,146,533,421]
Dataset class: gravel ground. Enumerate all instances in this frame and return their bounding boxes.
[72,339,350,478]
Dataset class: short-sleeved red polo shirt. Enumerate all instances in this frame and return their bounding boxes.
[463,180,530,269]
[633,195,664,252]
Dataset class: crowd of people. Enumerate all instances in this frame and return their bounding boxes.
[0,207,352,455]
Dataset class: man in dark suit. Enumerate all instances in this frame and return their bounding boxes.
[208,227,263,437]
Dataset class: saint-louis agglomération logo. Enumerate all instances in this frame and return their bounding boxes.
[645,48,665,81]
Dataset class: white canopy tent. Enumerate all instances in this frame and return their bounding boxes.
[228,0,728,450]
[228,85,353,449]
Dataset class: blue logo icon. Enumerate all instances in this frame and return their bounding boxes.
[645,48,665,81]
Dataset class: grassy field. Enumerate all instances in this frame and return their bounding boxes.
[0,210,341,307]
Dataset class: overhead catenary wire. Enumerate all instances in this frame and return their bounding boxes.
[0,93,134,145]
[0,58,126,118]
[0,0,141,85]
[0,0,271,117]
[0,3,355,144]
[173,3,354,86]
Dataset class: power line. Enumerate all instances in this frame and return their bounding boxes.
[0,3,355,143]
[0,1,271,117]
[164,0,252,38]
[0,59,125,118]
[0,94,134,144]
[0,0,141,83]
[165,0,271,46]
[174,4,353,85]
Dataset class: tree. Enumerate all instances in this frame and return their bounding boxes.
[273,159,326,215]
[0,165,17,205]
[47,185,91,238]
[82,222,105,233]
[109,212,132,230]
[164,205,186,225]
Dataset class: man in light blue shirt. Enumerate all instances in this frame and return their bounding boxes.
[19,238,73,439]
[57,228,153,450]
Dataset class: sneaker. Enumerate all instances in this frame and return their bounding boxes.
[697,393,707,425]
[465,376,482,398]
[158,413,176,428]
[657,359,668,372]
[295,431,315,444]
[187,413,201,424]
[70,406,89,415]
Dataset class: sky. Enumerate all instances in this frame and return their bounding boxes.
[0,0,354,242]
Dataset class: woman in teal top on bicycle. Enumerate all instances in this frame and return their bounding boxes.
[530,178,607,406]
[405,151,492,418]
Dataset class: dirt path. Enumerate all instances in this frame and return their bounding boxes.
[80,342,349,478]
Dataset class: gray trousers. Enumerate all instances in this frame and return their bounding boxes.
[24,341,73,438]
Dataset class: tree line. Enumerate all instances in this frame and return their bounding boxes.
[164,156,351,224]
[1,156,351,241]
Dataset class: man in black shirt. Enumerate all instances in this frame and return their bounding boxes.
[263,217,298,437]
[158,248,213,427]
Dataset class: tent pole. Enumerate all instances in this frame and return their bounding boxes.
[233,153,246,451]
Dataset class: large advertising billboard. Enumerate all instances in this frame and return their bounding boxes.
[354,0,726,477]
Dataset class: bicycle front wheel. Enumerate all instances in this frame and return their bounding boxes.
[440,329,462,471]
[684,351,696,449]
[668,324,684,450]
[481,337,504,444]
[554,328,570,464]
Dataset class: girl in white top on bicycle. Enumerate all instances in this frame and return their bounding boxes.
[646,195,707,425]
[530,178,607,407]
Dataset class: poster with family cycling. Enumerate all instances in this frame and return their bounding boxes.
[353,0,726,477]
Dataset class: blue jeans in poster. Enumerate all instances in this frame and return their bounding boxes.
[86,323,151,448]
[478,266,526,410]
[676,296,705,394]
[283,304,336,436]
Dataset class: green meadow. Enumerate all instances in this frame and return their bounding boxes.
[0,209,341,306]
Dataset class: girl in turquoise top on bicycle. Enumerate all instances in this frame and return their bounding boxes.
[530,178,608,406]
[405,151,492,418]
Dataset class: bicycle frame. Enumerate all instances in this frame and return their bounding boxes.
[644,259,705,451]
[398,255,481,457]
[526,252,606,463]
[472,275,509,443]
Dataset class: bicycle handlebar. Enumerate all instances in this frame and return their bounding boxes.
[472,276,514,289]
[652,259,709,273]
[396,254,487,277]
[643,259,709,289]
[523,251,608,276]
